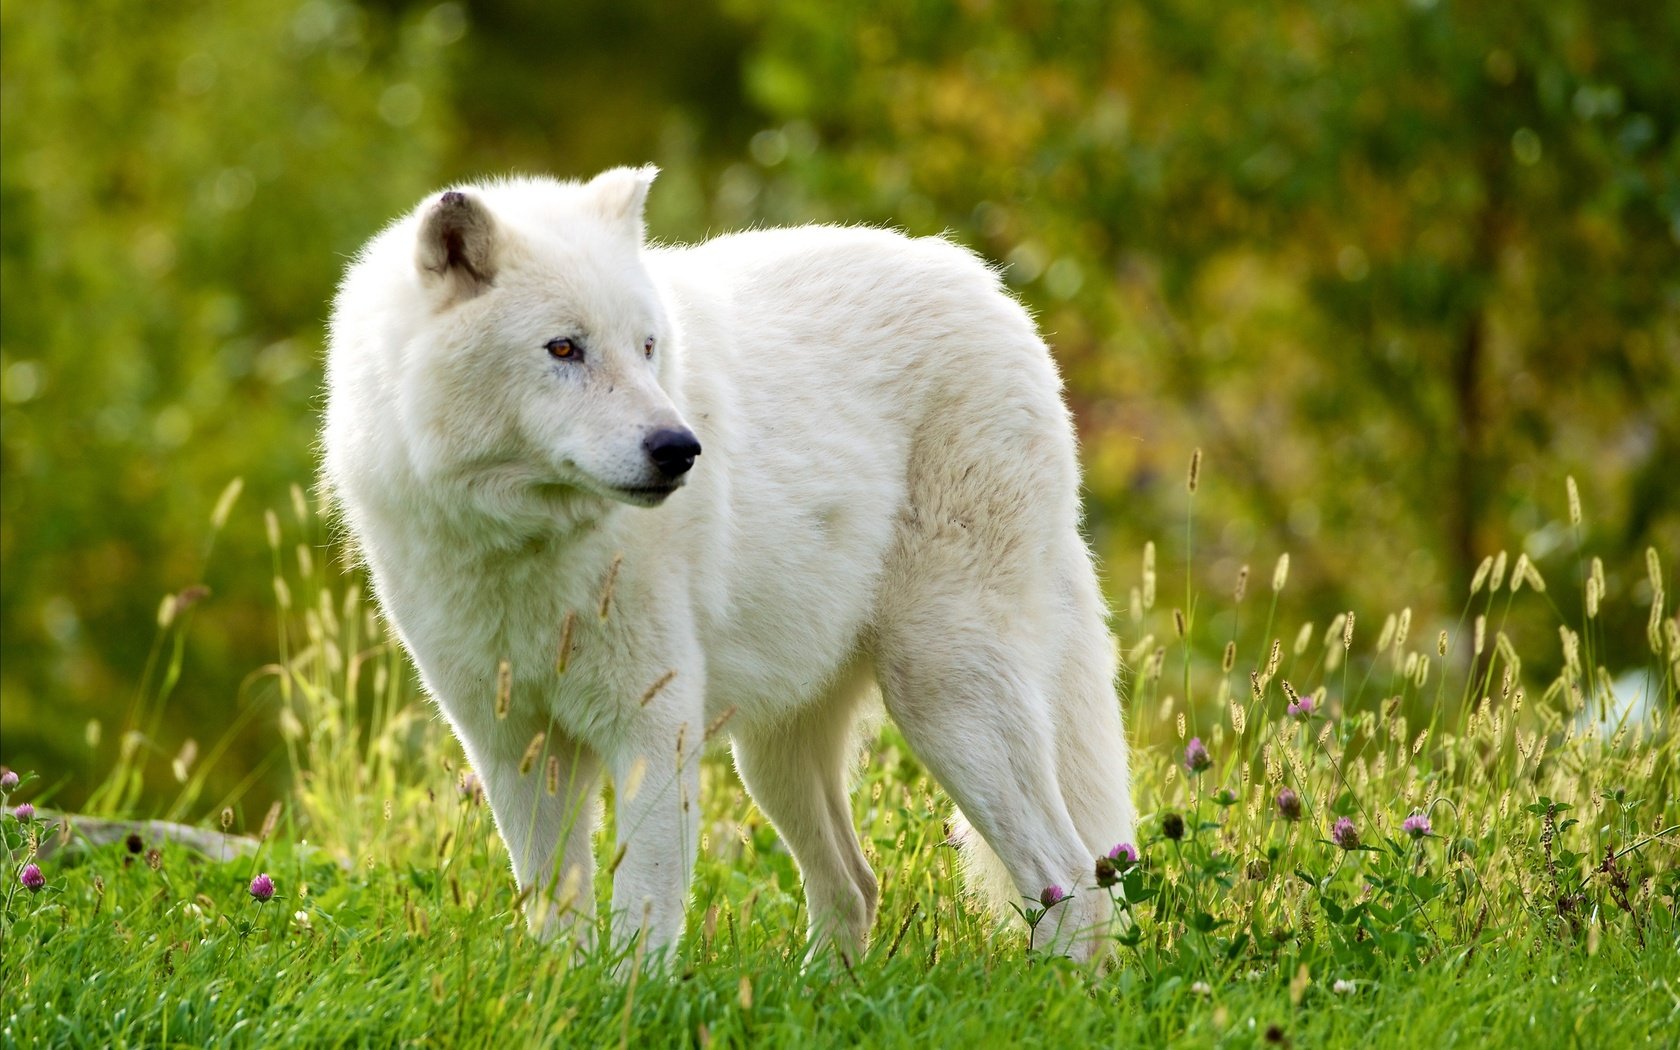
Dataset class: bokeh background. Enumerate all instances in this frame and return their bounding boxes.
[3,0,1676,812]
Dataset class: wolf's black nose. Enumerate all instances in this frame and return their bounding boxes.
[644,428,702,479]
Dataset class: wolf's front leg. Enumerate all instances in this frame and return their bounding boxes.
[466,718,603,945]
[606,700,703,961]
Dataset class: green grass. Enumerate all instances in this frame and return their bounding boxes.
[3,473,1677,1048]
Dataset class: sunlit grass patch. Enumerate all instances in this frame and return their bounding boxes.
[2,468,1675,1047]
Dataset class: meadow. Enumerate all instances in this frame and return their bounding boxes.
[4,2,1676,1045]
[3,468,1675,1048]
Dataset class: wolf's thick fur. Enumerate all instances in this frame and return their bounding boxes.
[323,168,1134,961]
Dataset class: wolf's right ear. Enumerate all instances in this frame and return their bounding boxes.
[415,190,498,302]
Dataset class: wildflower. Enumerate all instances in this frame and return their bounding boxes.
[1286,694,1315,720]
[1191,980,1212,996]
[1161,811,1185,841]
[249,873,276,903]
[1096,842,1138,887]
[1402,813,1432,840]
[126,832,144,854]
[1332,979,1356,995]
[1184,737,1212,773]
[1094,857,1119,887]
[0,769,17,791]
[21,863,47,892]
[1331,817,1360,850]
[13,803,34,822]
[458,771,484,804]
[1039,884,1069,908]
[1213,787,1238,806]
[1276,788,1303,822]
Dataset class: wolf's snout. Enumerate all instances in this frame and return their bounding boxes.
[644,428,701,479]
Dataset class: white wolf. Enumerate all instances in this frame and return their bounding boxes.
[322,167,1134,962]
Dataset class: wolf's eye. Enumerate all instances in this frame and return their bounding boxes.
[644,336,656,359]
[545,337,581,361]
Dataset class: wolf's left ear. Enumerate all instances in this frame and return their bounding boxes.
[587,165,659,240]
[415,190,499,302]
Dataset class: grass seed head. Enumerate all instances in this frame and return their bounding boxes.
[1325,613,1346,648]
[495,659,512,719]
[1235,564,1249,602]
[1566,475,1581,526]
[598,553,623,619]
[1187,447,1201,492]
[1272,553,1290,592]
[260,800,282,841]
[1489,550,1508,591]
[211,477,245,530]
[518,732,545,775]
[640,669,677,707]
[555,610,576,674]
[1142,542,1157,610]
[1470,555,1492,595]
[1376,613,1396,653]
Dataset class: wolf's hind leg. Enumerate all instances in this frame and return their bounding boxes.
[875,605,1111,960]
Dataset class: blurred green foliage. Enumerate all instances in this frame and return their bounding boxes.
[2,0,1676,811]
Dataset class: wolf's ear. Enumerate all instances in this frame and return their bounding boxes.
[586,165,659,240]
[415,190,498,301]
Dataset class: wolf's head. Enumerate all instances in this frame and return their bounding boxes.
[336,167,700,524]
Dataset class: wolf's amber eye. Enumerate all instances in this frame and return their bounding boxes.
[644,336,656,359]
[546,337,580,361]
